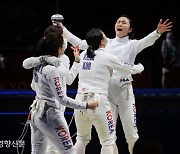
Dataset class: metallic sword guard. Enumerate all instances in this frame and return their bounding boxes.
[51,14,64,23]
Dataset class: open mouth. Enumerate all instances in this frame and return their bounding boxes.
[117,28,122,31]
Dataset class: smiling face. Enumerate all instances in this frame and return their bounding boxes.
[115,16,132,38]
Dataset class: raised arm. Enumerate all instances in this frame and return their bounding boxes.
[22,56,61,69]
[22,57,41,69]
[108,53,144,75]
[134,19,173,53]
[63,26,88,50]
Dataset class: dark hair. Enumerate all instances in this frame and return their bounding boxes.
[34,25,64,57]
[44,25,63,37]
[85,28,103,58]
[119,14,135,39]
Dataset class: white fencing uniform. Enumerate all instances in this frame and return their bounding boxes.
[28,63,87,154]
[44,56,80,154]
[73,48,143,154]
[23,54,80,154]
[63,27,161,154]
[24,48,143,154]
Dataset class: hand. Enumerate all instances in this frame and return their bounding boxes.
[86,101,98,110]
[157,19,173,34]
[132,63,144,74]
[70,45,81,63]
[53,21,64,29]
[40,56,60,67]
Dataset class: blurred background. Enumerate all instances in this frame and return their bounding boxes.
[0,0,180,153]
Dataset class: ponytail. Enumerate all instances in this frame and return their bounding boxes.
[87,45,96,58]
[85,28,103,58]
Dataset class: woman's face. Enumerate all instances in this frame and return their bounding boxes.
[115,16,132,38]
[58,36,68,58]
[58,42,66,58]
[63,33,68,50]
[101,31,108,48]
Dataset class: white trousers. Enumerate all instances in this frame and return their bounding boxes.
[30,105,75,154]
[74,93,116,154]
[108,80,139,154]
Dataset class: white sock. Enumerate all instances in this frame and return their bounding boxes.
[113,144,119,154]
[75,141,86,154]
[101,145,113,154]
[129,142,135,154]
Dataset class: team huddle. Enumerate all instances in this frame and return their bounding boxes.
[22,14,172,154]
